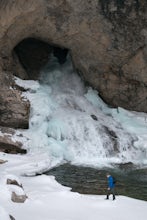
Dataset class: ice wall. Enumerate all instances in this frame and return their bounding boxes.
[15,56,147,168]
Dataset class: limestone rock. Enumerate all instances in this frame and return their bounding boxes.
[6,176,28,203]
[0,127,27,154]
[7,179,22,188]
[9,215,15,220]
[11,191,27,203]
[0,0,146,135]
[0,86,30,129]
[0,159,8,164]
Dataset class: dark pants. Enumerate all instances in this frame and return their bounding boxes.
[106,188,115,200]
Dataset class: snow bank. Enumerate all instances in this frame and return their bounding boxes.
[0,168,146,220]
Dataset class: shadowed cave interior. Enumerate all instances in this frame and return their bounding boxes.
[14,38,69,79]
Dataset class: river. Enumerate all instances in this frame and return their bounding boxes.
[46,163,147,201]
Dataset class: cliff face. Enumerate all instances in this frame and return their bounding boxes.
[0,0,147,130]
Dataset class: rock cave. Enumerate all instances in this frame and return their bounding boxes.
[14,38,69,80]
[0,0,147,132]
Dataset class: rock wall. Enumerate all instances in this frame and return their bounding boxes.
[0,0,147,131]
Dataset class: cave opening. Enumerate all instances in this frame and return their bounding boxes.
[14,38,69,80]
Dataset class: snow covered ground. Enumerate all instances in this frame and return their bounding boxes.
[0,156,147,220]
[0,56,147,219]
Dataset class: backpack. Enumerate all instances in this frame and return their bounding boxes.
[113,177,117,184]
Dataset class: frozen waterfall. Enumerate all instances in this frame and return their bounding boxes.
[15,55,147,168]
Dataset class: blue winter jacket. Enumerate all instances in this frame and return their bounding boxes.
[108,176,115,188]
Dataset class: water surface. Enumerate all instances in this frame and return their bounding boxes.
[46,163,147,201]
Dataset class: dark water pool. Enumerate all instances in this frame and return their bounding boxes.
[45,163,147,201]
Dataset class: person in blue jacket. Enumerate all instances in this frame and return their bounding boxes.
[106,173,116,200]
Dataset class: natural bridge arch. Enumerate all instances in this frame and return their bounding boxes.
[0,0,147,130]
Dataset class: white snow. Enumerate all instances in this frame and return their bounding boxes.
[0,55,147,219]
[0,131,4,136]
[0,156,147,220]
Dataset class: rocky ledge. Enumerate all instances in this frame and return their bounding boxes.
[0,126,27,154]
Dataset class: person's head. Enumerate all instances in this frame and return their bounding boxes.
[106,173,110,178]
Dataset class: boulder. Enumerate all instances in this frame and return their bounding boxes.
[0,88,30,129]
[11,191,28,203]
[9,215,15,220]
[6,176,28,203]
[7,179,22,188]
[0,136,27,154]
[0,127,27,154]
[0,159,8,164]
